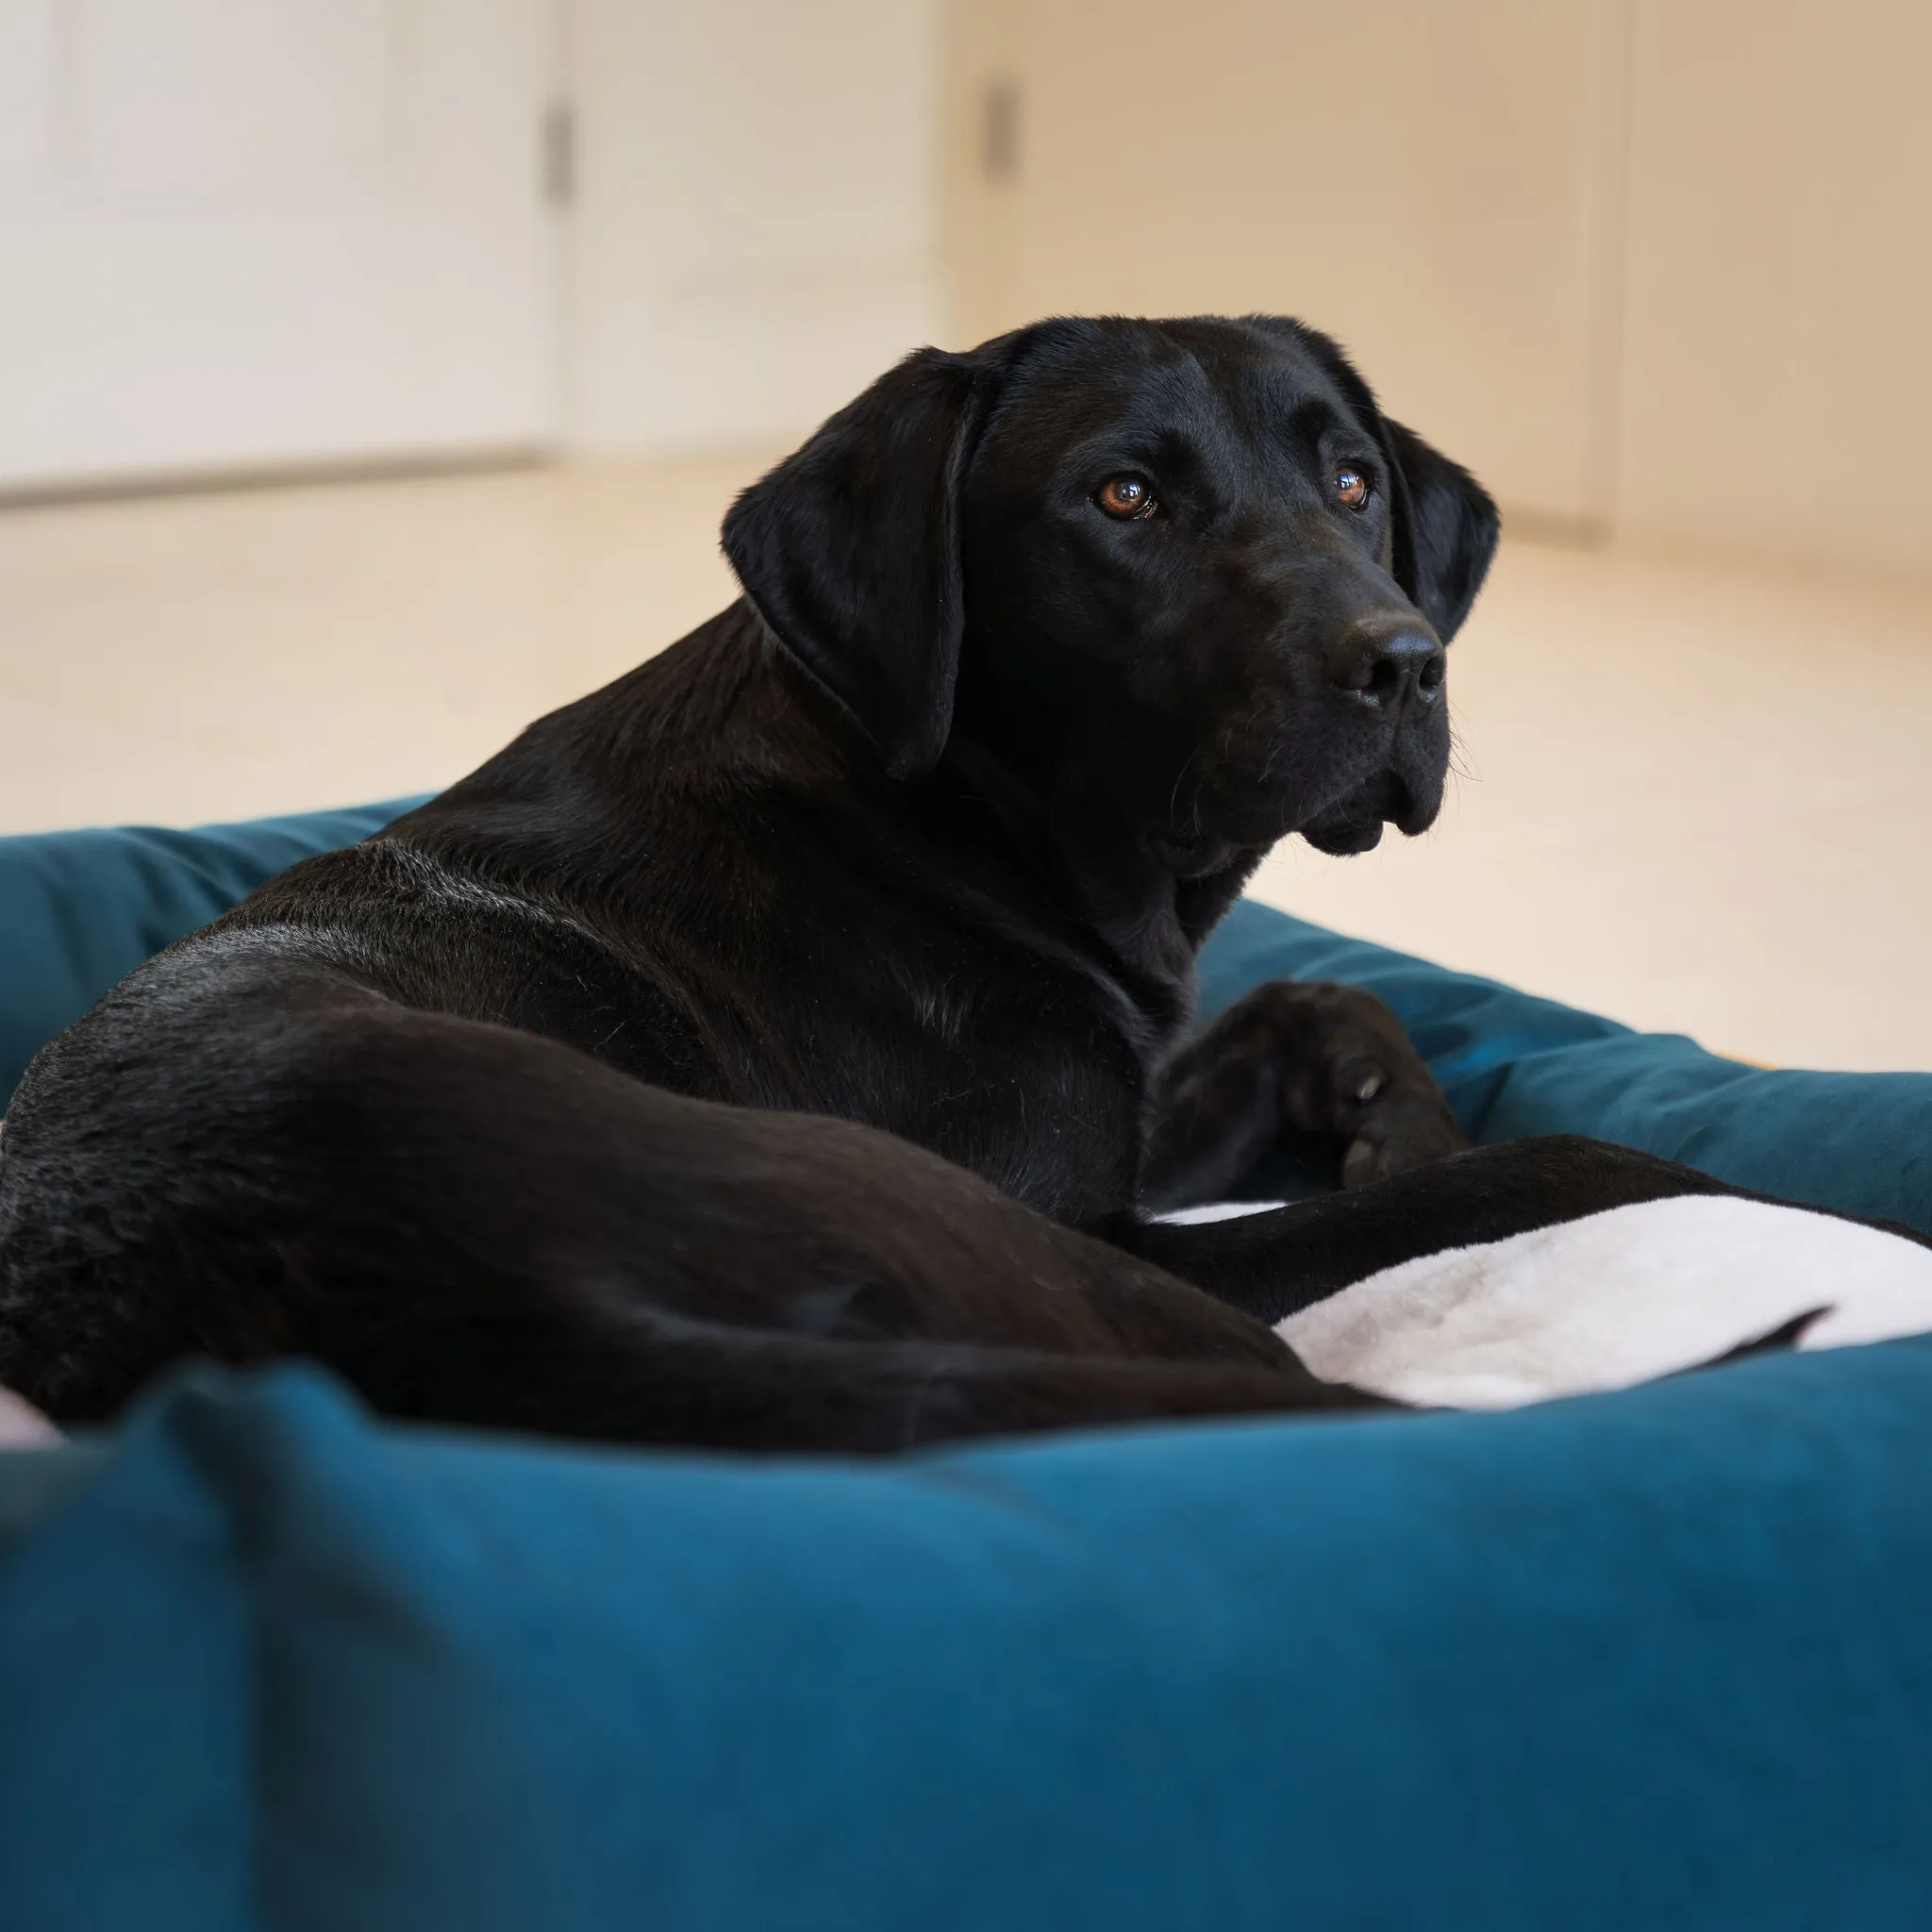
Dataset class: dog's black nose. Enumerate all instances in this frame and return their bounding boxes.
[1326,623,1446,709]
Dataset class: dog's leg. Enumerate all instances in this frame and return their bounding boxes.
[352,1309,1391,1453]
[0,974,1388,1450]
[1116,1135,1740,1326]
[1141,979,1467,1211]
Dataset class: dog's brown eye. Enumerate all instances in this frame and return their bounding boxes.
[1095,475,1156,520]
[1335,466,1371,510]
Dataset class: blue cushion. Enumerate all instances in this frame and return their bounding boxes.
[5,808,1932,1924]
[1201,900,1932,1233]
[4,801,1926,1233]
[0,798,429,1110]
[5,1357,1932,1930]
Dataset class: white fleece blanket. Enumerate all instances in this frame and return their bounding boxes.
[1168,1193,1932,1407]
[0,1386,58,1446]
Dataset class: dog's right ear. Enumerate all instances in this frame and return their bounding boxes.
[722,346,988,781]
[1378,417,1501,644]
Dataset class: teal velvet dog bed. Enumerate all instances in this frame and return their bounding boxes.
[4,802,1932,1929]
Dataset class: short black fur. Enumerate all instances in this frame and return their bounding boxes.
[0,315,1825,1451]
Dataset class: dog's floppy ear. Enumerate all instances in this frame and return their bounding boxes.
[722,345,987,780]
[1378,417,1501,643]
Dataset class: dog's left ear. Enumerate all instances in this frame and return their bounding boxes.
[722,345,987,781]
[1379,417,1500,643]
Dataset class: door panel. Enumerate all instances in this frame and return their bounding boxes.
[1616,0,1932,575]
[0,0,556,489]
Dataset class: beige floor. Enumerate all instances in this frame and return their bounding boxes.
[1,460,1927,1072]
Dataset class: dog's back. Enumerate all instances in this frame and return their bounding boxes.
[0,600,1158,1428]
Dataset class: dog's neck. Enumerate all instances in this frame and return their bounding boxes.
[930,727,1261,1001]
[670,609,1260,1028]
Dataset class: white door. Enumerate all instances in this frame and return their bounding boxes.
[0,0,558,491]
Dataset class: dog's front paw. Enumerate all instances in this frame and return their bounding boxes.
[1335,1070,1470,1187]
[1254,980,1468,1188]
[1141,978,1468,1208]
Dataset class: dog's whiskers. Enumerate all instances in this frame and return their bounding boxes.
[1168,742,1205,835]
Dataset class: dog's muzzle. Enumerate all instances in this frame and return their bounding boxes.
[1301,744,1445,855]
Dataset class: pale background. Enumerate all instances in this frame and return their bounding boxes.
[1,1,1927,1069]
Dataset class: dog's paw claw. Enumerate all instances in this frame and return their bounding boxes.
[1341,1105,1469,1190]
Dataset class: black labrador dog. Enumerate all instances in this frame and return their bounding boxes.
[0,314,1728,1450]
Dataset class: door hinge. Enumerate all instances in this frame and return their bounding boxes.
[541,100,576,209]
[983,77,1021,180]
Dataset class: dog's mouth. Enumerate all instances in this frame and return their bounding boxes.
[1149,768,1431,870]
[1299,771,1432,857]
[1301,809,1387,857]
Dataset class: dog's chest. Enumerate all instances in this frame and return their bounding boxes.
[872,1002,1151,1225]
[735,918,1165,1226]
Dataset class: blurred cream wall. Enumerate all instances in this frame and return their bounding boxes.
[943,0,1932,576]
[564,0,941,452]
[1618,3,1932,576]
[944,0,1630,533]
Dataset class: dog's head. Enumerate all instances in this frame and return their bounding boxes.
[723,316,1498,864]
